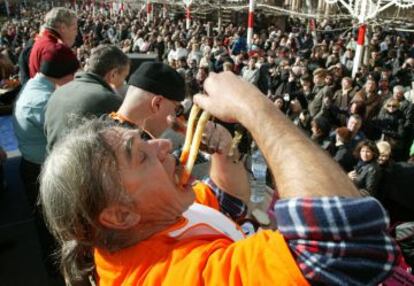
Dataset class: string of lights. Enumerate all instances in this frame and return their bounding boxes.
[135,0,414,24]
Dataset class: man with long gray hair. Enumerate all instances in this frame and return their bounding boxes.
[41,72,403,285]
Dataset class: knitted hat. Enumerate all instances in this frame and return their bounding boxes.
[128,62,185,102]
[39,44,79,78]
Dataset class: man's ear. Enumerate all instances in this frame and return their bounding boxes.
[99,205,140,230]
[103,70,112,83]
[103,68,117,86]
[150,95,163,113]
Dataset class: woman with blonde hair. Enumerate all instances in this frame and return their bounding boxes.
[376,140,392,167]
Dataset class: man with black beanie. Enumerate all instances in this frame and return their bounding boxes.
[109,62,185,138]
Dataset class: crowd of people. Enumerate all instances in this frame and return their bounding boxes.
[1,1,414,285]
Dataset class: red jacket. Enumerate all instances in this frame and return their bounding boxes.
[29,29,78,78]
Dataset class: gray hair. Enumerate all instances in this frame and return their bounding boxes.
[87,44,130,77]
[44,7,77,30]
[393,85,404,94]
[40,118,129,285]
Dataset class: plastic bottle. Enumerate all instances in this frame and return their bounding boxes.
[250,149,267,203]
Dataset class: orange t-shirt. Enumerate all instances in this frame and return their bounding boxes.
[94,182,308,286]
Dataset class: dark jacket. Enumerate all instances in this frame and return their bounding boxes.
[333,144,355,172]
[377,161,414,223]
[371,109,405,141]
[18,38,34,86]
[353,160,382,197]
[45,72,122,152]
[308,85,333,118]
[400,99,414,138]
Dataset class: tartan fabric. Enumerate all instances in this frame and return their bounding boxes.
[203,177,247,221]
[274,197,400,285]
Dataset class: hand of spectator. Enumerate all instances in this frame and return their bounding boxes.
[194,71,263,123]
[348,170,357,180]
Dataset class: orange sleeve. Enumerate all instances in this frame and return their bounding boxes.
[192,181,220,210]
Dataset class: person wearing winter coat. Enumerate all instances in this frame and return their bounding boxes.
[371,98,406,160]
[348,140,382,196]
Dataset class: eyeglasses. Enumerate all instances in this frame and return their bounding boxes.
[387,105,398,108]
[175,105,184,117]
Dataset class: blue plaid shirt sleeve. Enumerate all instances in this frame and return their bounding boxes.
[202,177,247,221]
[274,197,400,286]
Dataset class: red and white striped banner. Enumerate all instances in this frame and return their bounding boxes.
[357,24,367,46]
[247,0,255,49]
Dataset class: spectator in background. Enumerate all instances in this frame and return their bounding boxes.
[308,68,333,118]
[333,77,356,122]
[361,79,382,122]
[223,61,234,73]
[332,127,355,172]
[349,98,367,120]
[348,140,382,197]
[0,53,14,81]
[242,56,259,86]
[405,82,414,103]
[395,58,414,87]
[13,44,78,284]
[45,44,129,152]
[377,78,392,102]
[371,98,405,159]
[109,62,185,139]
[17,32,35,86]
[29,7,79,78]
[377,141,393,168]
[311,116,332,151]
[392,85,414,159]
[376,141,414,224]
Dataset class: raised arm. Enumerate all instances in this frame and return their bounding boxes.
[194,72,360,199]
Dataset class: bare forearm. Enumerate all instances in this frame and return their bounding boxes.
[239,95,360,199]
[209,153,250,203]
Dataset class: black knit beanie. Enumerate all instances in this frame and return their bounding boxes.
[128,62,185,102]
